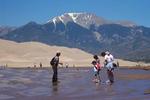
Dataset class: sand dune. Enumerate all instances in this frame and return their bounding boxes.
[0,39,144,68]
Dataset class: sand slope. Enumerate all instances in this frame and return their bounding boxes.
[0,39,141,68]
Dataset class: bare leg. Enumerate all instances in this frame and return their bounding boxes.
[107,69,114,84]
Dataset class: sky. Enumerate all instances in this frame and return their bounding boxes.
[0,0,150,27]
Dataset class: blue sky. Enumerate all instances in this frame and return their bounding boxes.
[0,0,150,27]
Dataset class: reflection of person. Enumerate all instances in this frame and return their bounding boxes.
[101,51,114,84]
[91,55,101,83]
[50,51,63,83]
[52,81,59,93]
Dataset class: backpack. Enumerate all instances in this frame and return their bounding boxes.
[50,57,55,66]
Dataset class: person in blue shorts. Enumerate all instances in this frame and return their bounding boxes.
[101,51,114,84]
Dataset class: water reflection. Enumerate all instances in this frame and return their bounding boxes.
[0,68,150,100]
[52,82,59,95]
[104,84,115,96]
[95,83,101,90]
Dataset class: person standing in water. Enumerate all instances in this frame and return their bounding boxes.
[101,51,114,84]
[91,55,101,83]
[50,51,63,83]
[40,62,42,68]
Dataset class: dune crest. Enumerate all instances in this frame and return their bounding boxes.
[0,39,143,68]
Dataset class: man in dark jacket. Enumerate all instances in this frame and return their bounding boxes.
[50,51,62,83]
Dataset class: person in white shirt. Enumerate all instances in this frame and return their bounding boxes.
[104,51,114,70]
[101,51,114,84]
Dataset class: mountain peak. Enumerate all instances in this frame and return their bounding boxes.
[47,12,137,28]
[48,12,83,24]
[67,12,82,22]
[48,12,108,28]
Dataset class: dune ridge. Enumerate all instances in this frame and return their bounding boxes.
[0,39,149,68]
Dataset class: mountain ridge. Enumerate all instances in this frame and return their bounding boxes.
[0,12,150,63]
[47,12,136,28]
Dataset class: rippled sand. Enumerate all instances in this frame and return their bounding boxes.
[0,68,150,100]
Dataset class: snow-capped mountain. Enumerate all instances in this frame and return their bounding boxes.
[47,13,109,29]
[48,12,135,29]
[0,12,150,62]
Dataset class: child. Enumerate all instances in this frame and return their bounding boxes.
[91,55,101,83]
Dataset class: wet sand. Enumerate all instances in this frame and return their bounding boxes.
[0,67,150,100]
[120,66,150,70]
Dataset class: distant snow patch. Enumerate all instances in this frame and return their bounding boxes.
[58,16,64,23]
[68,13,81,23]
[52,17,57,25]
[93,32,101,42]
